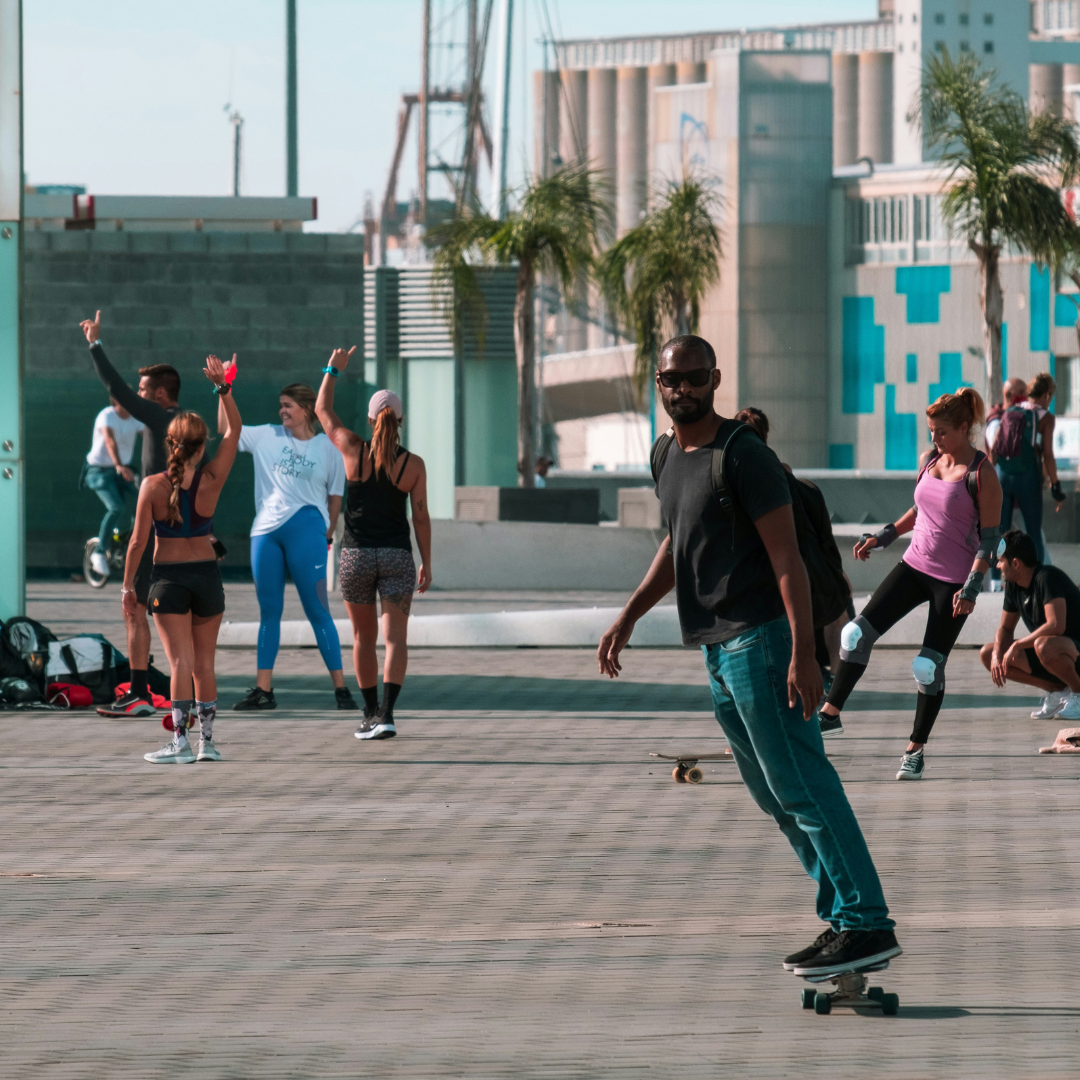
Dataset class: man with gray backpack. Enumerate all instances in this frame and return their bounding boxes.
[596,335,900,981]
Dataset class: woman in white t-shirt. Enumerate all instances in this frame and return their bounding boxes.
[220,381,354,711]
[82,397,145,576]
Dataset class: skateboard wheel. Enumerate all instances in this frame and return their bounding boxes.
[867,986,884,1002]
[673,766,687,783]
[685,767,704,784]
[814,992,832,1015]
[801,988,816,1009]
[881,993,899,1015]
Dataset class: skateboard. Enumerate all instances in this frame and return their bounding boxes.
[650,751,732,784]
[798,960,899,1015]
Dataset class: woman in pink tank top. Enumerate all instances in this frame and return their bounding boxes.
[817,388,1002,781]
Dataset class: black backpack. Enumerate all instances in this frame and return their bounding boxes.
[651,420,850,629]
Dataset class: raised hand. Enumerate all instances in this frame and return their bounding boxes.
[328,346,357,372]
[204,354,227,386]
[79,310,102,344]
[223,353,238,384]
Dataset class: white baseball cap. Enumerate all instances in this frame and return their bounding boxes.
[368,389,403,422]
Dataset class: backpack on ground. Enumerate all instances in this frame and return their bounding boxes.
[994,405,1038,474]
[650,421,850,628]
[2,616,58,692]
[45,634,126,705]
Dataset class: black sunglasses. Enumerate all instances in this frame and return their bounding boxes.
[657,368,712,389]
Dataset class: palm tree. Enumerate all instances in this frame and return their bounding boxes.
[595,176,723,400]
[428,162,611,487]
[916,49,1080,406]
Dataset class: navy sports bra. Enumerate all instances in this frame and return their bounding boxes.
[154,468,214,538]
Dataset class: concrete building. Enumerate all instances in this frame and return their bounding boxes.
[21,195,516,569]
[538,1,1080,472]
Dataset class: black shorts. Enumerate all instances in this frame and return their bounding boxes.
[148,561,225,618]
[133,542,154,607]
[1024,640,1080,689]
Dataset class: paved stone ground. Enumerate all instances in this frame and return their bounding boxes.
[4,584,1080,1077]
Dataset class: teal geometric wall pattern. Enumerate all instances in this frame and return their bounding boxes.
[1030,263,1050,350]
[885,385,918,469]
[829,443,854,469]
[896,265,950,323]
[842,296,885,414]
[929,352,971,403]
[1055,293,1078,327]
[906,353,918,383]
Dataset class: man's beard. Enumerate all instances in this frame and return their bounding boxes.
[663,390,713,425]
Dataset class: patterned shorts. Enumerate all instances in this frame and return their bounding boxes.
[339,547,416,605]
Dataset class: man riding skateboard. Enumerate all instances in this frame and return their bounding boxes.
[597,335,901,977]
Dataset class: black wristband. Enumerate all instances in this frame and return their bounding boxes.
[213,383,231,396]
[1051,480,1065,501]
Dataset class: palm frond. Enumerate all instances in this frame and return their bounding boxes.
[427,213,501,356]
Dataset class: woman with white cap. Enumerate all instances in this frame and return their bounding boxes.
[316,347,432,740]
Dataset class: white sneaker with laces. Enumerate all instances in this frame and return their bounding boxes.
[1055,693,1080,721]
[144,737,195,765]
[1032,690,1067,719]
[197,737,222,762]
[90,550,109,576]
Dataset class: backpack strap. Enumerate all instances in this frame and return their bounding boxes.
[917,450,940,486]
[649,427,675,485]
[709,419,753,512]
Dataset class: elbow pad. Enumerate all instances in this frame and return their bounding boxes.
[959,570,985,604]
[860,522,898,550]
[975,525,1005,565]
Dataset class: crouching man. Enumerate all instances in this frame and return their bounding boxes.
[981,529,1080,720]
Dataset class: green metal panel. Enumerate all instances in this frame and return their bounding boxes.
[0,220,23,617]
[407,358,456,518]
[464,356,518,486]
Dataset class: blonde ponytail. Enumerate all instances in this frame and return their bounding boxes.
[164,412,209,525]
[370,406,401,479]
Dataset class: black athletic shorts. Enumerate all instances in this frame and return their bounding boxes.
[133,541,154,607]
[1024,640,1080,689]
[147,560,225,618]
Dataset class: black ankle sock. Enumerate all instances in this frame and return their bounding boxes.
[381,682,402,718]
[130,669,149,700]
[360,686,379,713]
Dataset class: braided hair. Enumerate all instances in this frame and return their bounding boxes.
[164,412,209,526]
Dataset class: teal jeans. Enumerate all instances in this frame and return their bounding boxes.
[703,617,893,931]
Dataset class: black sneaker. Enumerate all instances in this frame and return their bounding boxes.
[97,691,156,718]
[791,928,901,976]
[232,687,277,711]
[354,709,396,740]
[782,928,839,971]
[335,687,358,710]
[819,711,844,739]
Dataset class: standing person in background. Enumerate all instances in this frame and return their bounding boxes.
[316,348,432,741]
[82,397,144,578]
[734,407,854,691]
[223,378,355,712]
[123,355,241,764]
[80,310,182,719]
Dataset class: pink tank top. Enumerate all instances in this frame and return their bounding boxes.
[903,464,980,585]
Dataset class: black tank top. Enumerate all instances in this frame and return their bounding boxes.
[342,444,413,551]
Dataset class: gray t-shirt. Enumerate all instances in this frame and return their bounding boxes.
[656,424,792,646]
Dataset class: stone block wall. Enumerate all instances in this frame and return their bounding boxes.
[23,230,369,569]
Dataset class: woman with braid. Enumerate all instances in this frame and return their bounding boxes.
[123,355,241,764]
[817,389,1003,780]
[316,347,432,740]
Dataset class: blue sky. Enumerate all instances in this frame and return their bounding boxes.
[23,0,876,231]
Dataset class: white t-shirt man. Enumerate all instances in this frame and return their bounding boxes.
[237,424,346,536]
[86,405,144,467]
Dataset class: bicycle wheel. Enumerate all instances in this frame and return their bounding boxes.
[83,538,109,588]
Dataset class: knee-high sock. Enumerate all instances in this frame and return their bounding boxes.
[196,699,217,741]
[171,699,193,739]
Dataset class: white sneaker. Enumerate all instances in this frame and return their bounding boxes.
[1032,690,1067,719]
[90,550,109,576]
[197,737,221,762]
[144,737,195,764]
[1055,693,1080,721]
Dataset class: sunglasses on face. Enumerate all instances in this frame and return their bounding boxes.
[657,368,712,389]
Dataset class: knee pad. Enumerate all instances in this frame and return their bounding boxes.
[912,647,946,695]
[839,616,879,665]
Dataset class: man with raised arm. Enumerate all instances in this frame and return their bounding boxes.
[79,310,182,717]
[597,335,900,978]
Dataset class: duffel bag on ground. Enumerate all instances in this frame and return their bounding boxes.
[46,635,125,705]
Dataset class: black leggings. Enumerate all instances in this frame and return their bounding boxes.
[825,561,967,744]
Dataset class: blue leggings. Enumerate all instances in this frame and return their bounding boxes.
[251,505,342,672]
